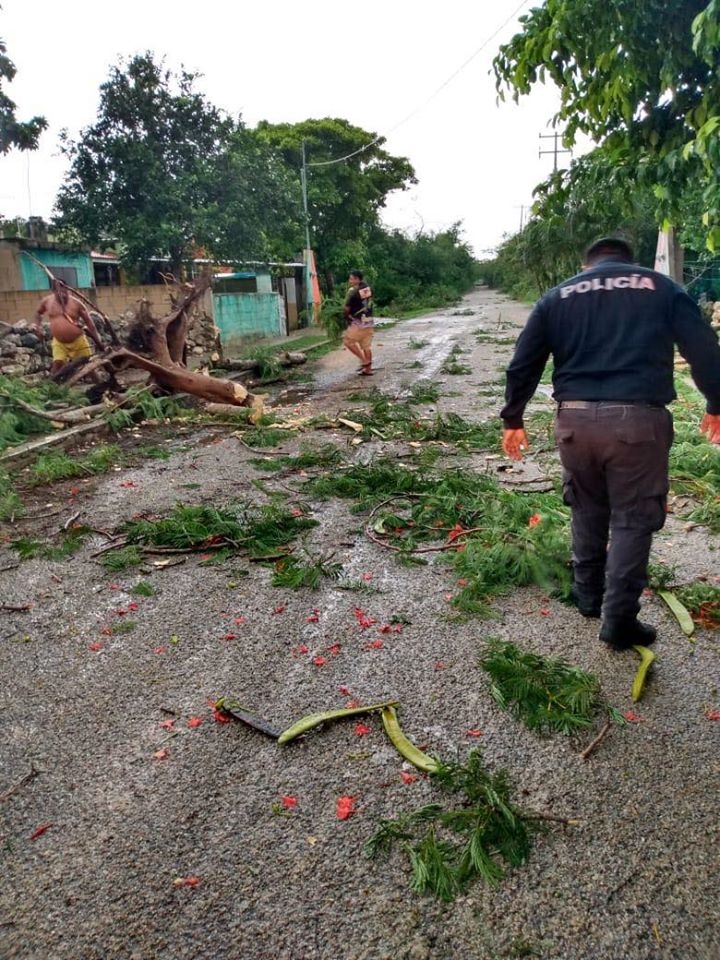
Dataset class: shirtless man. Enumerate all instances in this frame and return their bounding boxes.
[33,281,103,375]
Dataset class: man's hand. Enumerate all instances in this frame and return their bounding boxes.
[700,413,720,444]
[502,428,530,461]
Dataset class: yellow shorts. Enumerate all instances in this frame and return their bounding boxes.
[51,334,93,362]
[343,324,374,351]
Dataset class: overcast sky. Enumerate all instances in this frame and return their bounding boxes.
[0,0,585,259]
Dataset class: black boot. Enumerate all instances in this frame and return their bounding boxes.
[599,618,657,651]
[570,586,602,619]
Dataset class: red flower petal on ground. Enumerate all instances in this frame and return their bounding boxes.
[306,610,320,623]
[109,583,121,591]
[173,876,200,887]
[293,644,309,655]
[434,661,446,670]
[400,772,418,784]
[273,605,286,614]
[160,719,176,730]
[346,699,360,708]
[212,708,231,724]
[336,796,357,820]
[540,608,551,616]
[354,722,371,737]
[326,643,341,656]
[353,607,376,629]
[466,729,484,738]
[313,656,327,667]
[234,616,246,625]
[362,572,374,581]
[705,709,720,720]
[339,685,351,696]
[100,626,112,635]
[281,795,298,809]
[187,717,204,728]
[88,642,104,651]
[222,633,237,641]
[128,602,139,611]
[291,508,304,517]
[622,710,644,723]
[153,748,170,760]
[29,823,52,841]
[154,646,167,654]
[447,523,466,543]
[528,513,542,527]
[366,639,384,650]
[115,608,127,616]
[379,624,392,634]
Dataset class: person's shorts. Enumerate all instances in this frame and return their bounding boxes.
[343,324,374,351]
[51,334,93,362]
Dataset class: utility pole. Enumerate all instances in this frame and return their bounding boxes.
[538,130,571,172]
[300,141,315,328]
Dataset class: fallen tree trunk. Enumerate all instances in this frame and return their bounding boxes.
[214,351,308,373]
[64,348,256,405]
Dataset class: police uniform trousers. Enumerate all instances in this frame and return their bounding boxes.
[555,402,674,621]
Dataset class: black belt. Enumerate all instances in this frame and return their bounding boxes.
[558,400,663,410]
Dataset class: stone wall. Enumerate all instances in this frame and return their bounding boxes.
[0,285,221,376]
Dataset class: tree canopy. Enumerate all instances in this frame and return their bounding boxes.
[53,53,301,273]
[256,118,417,288]
[493,0,720,248]
[0,36,46,154]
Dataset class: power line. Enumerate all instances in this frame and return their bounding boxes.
[308,0,532,169]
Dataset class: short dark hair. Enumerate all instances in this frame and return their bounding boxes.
[349,270,363,281]
[584,237,634,265]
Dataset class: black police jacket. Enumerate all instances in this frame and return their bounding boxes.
[500,257,720,429]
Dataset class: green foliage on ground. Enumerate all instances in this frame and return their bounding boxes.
[122,502,317,559]
[271,553,343,589]
[249,444,347,474]
[29,445,123,484]
[305,454,571,613]
[105,388,194,431]
[480,639,602,735]
[0,375,86,452]
[670,384,720,531]
[100,545,144,571]
[11,526,90,562]
[367,749,534,901]
[0,470,24,521]
[675,582,720,628]
[333,389,500,449]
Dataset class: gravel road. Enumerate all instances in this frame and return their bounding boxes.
[1,287,718,960]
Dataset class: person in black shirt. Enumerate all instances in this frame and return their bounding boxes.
[500,236,720,649]
[343,270,375,375]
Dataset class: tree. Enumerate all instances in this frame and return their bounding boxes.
[54,53,299,273]
[255,118,417,290]
[0,36,46,153]
[493,0,720,248]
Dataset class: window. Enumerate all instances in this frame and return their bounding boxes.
[50,266,79,287]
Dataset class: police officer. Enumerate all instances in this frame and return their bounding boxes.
[500,236,720,649]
